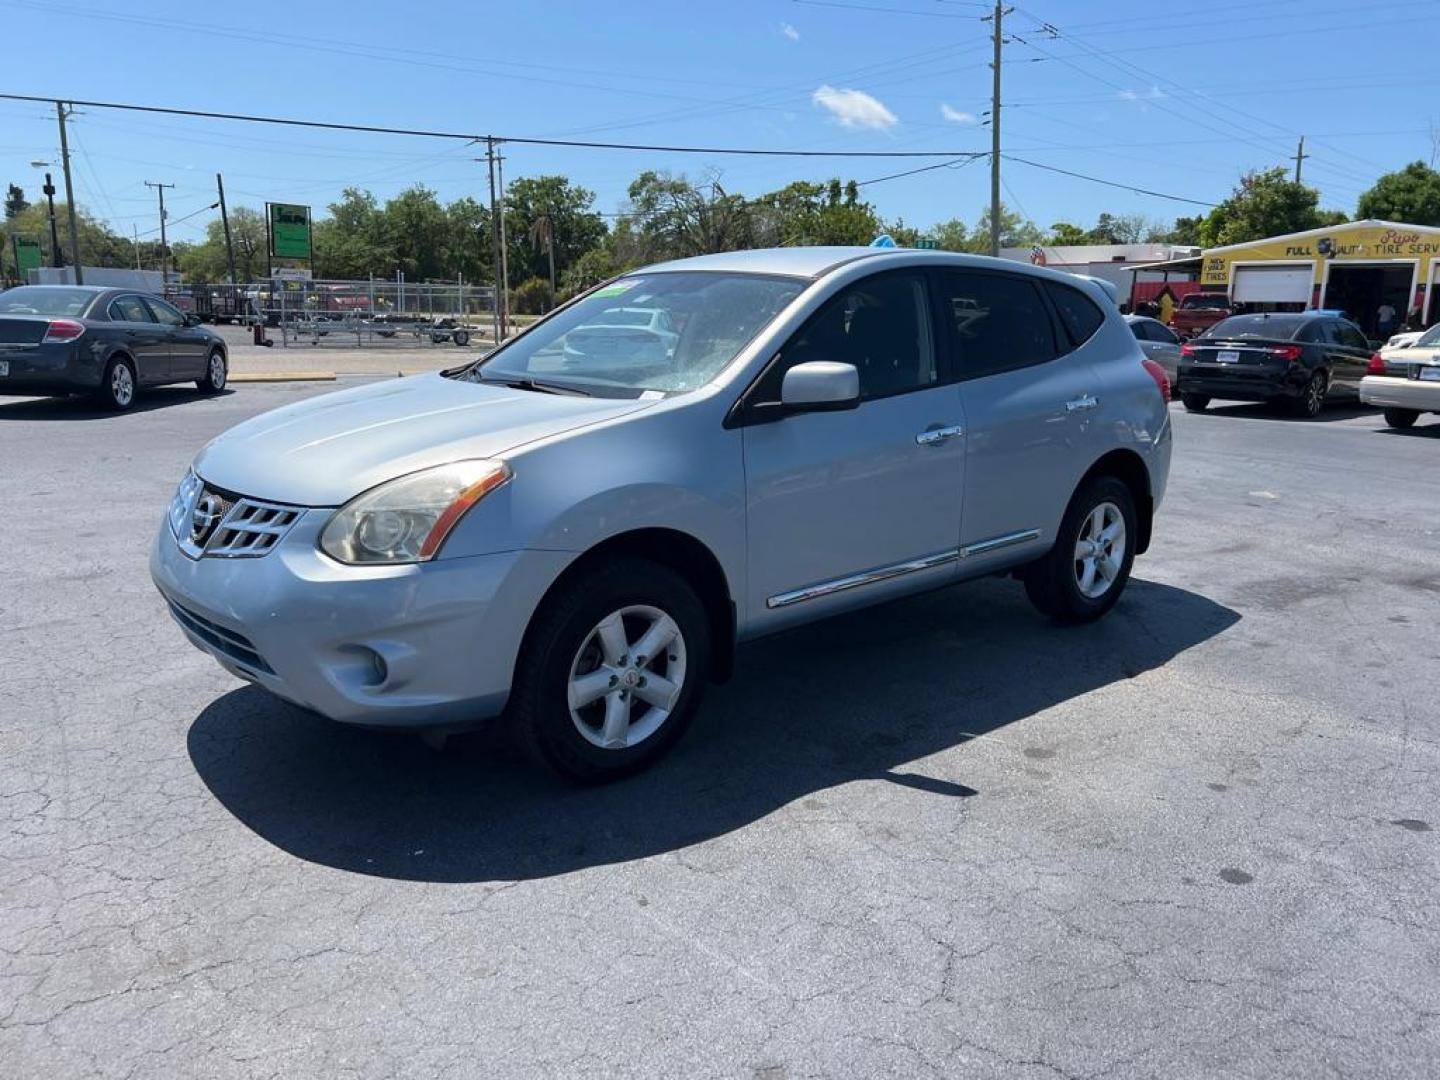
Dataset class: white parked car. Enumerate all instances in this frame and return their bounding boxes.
[1362,324,1440,429]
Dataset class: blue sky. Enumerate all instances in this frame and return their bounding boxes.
[3,0,1438,247]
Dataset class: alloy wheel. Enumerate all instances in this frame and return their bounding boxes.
[112,363,134,407]
[209,353,226,389]
[1073,501,1126,599]
[567,604,687,750]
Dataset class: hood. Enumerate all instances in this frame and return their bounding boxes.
[194,372,653,505]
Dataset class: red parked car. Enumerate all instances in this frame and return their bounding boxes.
[1168,293,1235,340]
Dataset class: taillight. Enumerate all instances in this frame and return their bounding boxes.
[1180,342,1196,358]
[1266,344,1303,362]
[1141,357,1170,403]
[42,319,85,343]
[1367,352,1387,375]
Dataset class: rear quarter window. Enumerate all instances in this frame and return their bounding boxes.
[1044,281,1105,347]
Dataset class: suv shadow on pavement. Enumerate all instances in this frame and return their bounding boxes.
[187,576,1239,883]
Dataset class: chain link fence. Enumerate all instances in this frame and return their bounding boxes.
[166,279,501,349]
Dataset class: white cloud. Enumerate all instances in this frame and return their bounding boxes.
[812,85,898,131]
[940,103,977,125]
[780,21,800,41]
[1119,86,1165,102]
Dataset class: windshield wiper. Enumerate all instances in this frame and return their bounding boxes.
[477,372,592,396]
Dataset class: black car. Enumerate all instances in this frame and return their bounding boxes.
[1175,311,1376,418]
[0,285,229,410]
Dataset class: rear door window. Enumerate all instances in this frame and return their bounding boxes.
[1044,281,1105,347]
[937,271,1060,378]
[109,295,154,323]
[143,297,185,327]
[1335,322,1368,349]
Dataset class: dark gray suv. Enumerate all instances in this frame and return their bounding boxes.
[0,285,229,410]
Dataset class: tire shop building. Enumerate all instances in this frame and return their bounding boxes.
[1134,220,1440,337]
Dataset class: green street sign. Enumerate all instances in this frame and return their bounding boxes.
[13,235,43,275]
[915,238,938,249]
[268,203,312,261]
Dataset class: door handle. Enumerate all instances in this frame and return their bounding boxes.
[916,423,965,446]
[1065,394,1099,412]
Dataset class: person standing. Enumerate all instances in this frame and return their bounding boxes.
[1377,300,1397,338]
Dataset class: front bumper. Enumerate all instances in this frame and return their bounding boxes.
[150,509,573,728]
[0,343,94,395]
[1359,375,1440,413]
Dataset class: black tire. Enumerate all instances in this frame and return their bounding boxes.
[452,330,470,347]
[97,356,137,411]
[196,348,227,393]
[1023,475,1138,625]
[1290,370,1328,418]
[511,559,711,781]
[1180,392,1210,412]
[1383,407,1419,429]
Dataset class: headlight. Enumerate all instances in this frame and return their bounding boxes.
[167,469,203,540]
[318,460,511,565]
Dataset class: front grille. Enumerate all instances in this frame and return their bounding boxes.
[179,482,301,559]
[165,599,274,675]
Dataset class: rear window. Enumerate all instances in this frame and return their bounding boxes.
[1204,314,1306,340]
[0,286,95,317]
[1045,281,1105,346]
[1181,294,1231,310]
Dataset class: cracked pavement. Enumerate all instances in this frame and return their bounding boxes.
[1,383,1437,1078]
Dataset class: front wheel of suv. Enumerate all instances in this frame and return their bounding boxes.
[511,558,711,782]
[1024,476,1138,624]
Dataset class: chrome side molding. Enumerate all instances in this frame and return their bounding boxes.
[766,529,1042,609]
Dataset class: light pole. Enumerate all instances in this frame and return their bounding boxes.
[29,160,62,269]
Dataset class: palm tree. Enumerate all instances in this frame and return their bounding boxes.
[528,211,556,311]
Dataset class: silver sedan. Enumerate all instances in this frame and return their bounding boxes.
[152,247,1172,780]
[1125,313,1182,385]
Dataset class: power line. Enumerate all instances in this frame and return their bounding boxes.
[0,92,985,158]
[1002,156,1217,207]
[857,155,982,186]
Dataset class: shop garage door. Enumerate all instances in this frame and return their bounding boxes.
[1232,264,1312,304]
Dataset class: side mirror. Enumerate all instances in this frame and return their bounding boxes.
[183,313,202,327]
[780,361,860,411]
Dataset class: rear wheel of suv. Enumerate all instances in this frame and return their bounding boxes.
[511,559,710,782]
[98,357,136,411]
[1383,407,1419,429]
[1024,476,1137,624]
[1180,392,1210,412]
[1291,370,1328,418]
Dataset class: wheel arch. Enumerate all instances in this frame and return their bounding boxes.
[1078,448,1154,555]
[524,527,737,684]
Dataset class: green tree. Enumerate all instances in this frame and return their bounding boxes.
[968,204,1044,252]
[1049,221,1089,245]
[1356,161,1440,226]
[503,175,606,287]
[929,217,970,251]
[175,207,267,282]
[621,170,753,262]
[1197,168,1343,248]
[1150,214,1205,247]
[383,185,452,281]
[752,178,881,246]
[312,188,392,279]
[5,183,28,220]
[7,201,132,267]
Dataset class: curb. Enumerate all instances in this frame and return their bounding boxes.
[230,372,337,383]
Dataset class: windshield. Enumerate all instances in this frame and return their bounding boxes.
[1181,294,1229,309]
[0,287,95,317]
[472,272,806,396]
[1203,314,1305,340]
[1415,324,1440,347]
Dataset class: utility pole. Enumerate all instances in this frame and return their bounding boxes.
[984,3,1011,258]
[132,224,140,270]
[1291,136,1309,184]
[41,172,61,268]
[496,143,511,339]
[144,180,175,286]
[482,139,501,344]
[55,102,83,283]
[216,173,238,287]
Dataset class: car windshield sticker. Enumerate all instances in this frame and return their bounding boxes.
[593,279,641,299]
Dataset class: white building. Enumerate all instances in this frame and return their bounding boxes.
[998,243,1201,300]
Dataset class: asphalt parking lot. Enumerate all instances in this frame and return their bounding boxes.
[2,381,1437,1078]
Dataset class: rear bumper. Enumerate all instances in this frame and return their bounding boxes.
[1176,362,1302,402]
[1359,375,1440,412]
[0,344,95,395]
